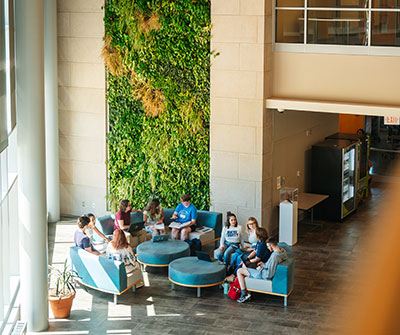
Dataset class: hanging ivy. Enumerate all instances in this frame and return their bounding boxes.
[104,0,211,211]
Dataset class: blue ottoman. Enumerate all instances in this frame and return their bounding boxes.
[168,257,226,297]
[136,239,190,267]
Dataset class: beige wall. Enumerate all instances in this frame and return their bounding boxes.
[210,0,273,233]
[269,109,339,235]
[57,0,107,216]
[273,52,400,106]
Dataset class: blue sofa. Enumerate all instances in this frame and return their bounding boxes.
[70,246,142,304]
[244,242,294,306]
[94,209,222,247]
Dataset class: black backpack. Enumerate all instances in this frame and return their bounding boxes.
[184,238,202,256]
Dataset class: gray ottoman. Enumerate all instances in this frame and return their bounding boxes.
[136,239,190,268]
[168,257,225,297]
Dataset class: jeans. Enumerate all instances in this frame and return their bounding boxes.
[216,242,240,263]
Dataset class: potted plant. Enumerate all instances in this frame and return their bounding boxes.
[48,259,78,319]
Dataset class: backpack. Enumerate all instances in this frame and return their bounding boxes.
[228,277,241,300]
[184,238,202,256]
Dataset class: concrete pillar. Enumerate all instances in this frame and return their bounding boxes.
[15,0,49,331]
[44,0,60,222]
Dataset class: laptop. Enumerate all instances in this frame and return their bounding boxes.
[195,251,216,262]
[152,234,169,242]
[130,221,145,232]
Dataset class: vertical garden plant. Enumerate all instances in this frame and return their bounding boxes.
[104,0,212,211]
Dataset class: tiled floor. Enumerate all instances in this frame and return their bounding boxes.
[42,184,384,335]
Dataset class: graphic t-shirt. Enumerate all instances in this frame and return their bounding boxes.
[174,203,197,224]
[220,226,243,246]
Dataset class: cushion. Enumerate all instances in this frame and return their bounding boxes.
[169,257,225,286]
[136,239,190,266]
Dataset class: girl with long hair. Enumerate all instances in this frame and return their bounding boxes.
[143,199,165,235]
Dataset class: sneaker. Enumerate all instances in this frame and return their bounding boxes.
[237,292,251,303]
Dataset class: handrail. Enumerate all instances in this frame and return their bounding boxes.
[0,278,20,334]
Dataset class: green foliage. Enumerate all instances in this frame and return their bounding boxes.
[105,0,211,211]
[48,259,79,298]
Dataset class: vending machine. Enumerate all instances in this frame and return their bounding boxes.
[311,139,357,221]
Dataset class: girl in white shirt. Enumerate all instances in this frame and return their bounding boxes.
[216,212,243,264]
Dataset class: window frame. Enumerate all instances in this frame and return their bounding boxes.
[273,0,400,56]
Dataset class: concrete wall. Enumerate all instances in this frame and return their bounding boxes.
[57,0,107,217]
[210,0,273,233]
[269,110,339,235]
[273,52,400,105]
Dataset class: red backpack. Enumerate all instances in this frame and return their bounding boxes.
[228,277,241,300]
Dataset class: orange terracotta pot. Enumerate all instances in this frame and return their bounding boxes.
[48,292,75,319]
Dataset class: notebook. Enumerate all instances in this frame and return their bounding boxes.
[152,234,169,242]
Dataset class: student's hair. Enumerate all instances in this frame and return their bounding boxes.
[77,215,90,229]
[119,200,129,211]
[245,217,259,233]
[111,229,130,250]
[181,194,191,202]
[225,211,237,227]
[145,199,161,221]
[357,128,365,135]
[255,227,269,242]
[87,213,95,219]
[266,236,278,246]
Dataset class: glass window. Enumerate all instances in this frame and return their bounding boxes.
[276,10,304,43]
[307,10,368,45]
[276,0,304,7]
[372,0,400,8]
[308,0,368,8]
[371,11,400,45]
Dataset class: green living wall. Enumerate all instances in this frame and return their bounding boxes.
[104,0,212,211]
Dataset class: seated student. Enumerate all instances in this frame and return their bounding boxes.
[170,194,197,241]
[230,217,259,268]
[236,237,287,303]
[87,213,110,242]
[114,200,146,246]
[106,229,143,288]
[215,211,243,264]
[143,199,166,236]
[237,227,270,270]
[74,215,100,255]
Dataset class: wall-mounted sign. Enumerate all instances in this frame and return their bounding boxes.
[384,116,400,125]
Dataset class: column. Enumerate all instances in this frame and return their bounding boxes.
[15,0,48,331]
[44,0,60,222]
[210,0,273,233]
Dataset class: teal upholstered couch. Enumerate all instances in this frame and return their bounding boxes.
[70,246,142,304]
[244,242,294,306]
[94,209,222,247]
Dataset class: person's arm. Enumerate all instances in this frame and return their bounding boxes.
[93,226,109,242]
[143,213,152,226]
[82,237,100,255]
[247,249,256,259]
[85,246,100,255]
[189,206,198,226]
[158,208,165,224]
[219,227,226,250]
[118,219,129,230]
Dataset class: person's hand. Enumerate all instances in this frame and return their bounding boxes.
[151,226,156,232]
[219,246,225,251]
[257,261,264,266]
[256,266,261,271]
[171,213,178,219]
[239,261,243,266]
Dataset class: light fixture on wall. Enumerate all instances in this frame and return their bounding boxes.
[277,108,285,113]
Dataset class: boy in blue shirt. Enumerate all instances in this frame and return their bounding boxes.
[170,194,197,241]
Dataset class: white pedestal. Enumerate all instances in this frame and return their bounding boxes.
[279,200,298,246]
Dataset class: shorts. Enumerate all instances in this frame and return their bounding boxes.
[247,268,263,279]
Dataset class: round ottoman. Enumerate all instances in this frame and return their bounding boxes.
[168,257,225,297]
[136,239,190,267]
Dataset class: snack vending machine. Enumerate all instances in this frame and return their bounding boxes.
[311,139,357,221]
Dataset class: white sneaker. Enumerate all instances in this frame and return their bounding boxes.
[237,292,251,303]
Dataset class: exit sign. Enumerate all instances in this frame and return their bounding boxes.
[384,116,400,125]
